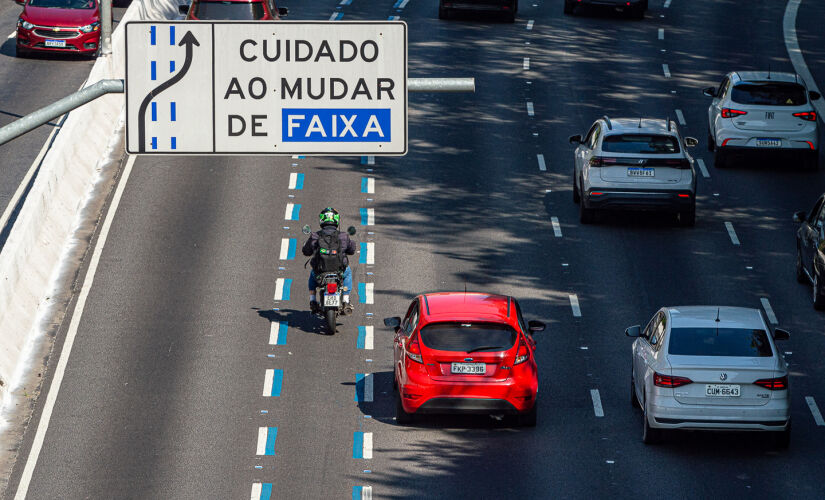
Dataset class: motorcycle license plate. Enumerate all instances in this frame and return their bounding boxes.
[324,294,340,307]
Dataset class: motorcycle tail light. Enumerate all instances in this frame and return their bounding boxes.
[326,282,338,294]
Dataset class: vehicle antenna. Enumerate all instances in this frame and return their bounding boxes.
[767,64,771,80]
[715,307,720,322]
[638,117,642,128]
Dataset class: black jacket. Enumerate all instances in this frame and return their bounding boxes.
[301,226,356,267]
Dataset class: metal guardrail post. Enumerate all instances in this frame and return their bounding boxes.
[100,0,112,56]
[0,79,124,147]
[408,78,475,93]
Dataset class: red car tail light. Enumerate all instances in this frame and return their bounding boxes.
[721,108,747,118]
[793,111,817,121]
[677,193,691,198]
[326,282,337,294]
[754,375,788,390]
[654,372,692,388]
[406,337,423,363]
[514,340,529,365]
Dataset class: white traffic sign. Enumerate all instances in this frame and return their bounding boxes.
[125,21,407,155]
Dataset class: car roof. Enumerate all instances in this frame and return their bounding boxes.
[733,71,800,84]
[666,306,766,330]
[421,292,512,321]
[603,118,677,136]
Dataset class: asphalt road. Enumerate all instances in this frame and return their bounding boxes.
[5,0,825,498]
[0,0,129,233]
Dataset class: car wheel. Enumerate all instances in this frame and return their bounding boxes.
[707,133,715,152]
[572,174,580,203]
[714,148,726,168]
[516,404,537,427]
[631,6,645,19]
[563,0,574,14]
[678,202,696,227]
[813,272,825,311]
[504,9,516,22]
[579,198,595,224]
[15,45,30,58]
[805,150,819,170]
[630,373,640,409]
[438,5,449,19]
[394,388,413,425]
[773,420,791,449]
[796,246,807,284]
[642,400,661,444]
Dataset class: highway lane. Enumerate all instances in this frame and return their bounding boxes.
[5,0,825,498]
[0,0,128,234]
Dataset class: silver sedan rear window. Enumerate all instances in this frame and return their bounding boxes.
[668,328,773,357]
[602,134,679,154]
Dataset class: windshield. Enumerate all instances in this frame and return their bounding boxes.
[419,322,516,352]
[191,1,266,19]
[602,134,680,154]
[668,328,773,357]
[731,82,807,106]
[28,0,96,9]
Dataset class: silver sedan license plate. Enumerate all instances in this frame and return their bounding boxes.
[705,384,740,397]
[756,138,781,147]
[627,167,654,177]
[451,362,485,374]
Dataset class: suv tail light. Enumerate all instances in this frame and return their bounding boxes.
[654,372,692,388]
[514,340,529,365]
[589,156,618,167]
[793,111,817,122]
[661,159,691,169]
[326,282,337,294]
[406,337,423,363]
[754,375,788,390]
[721,108,747,118]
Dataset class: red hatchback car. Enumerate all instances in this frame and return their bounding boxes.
[16,0,103,57]
[181,0,287,20]
[384,293,545,426]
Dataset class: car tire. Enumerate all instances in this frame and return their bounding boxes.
[773,421,791,449]
[707,133,715,152]
[516,404,537,427]
[579,198,595,224]
[630,373,640,409]
[642,401,661,444]
[813,272,825,311]
[714,148,726,168]
[805,151,819,170]
[796,246,807,284]
[631,6,645,19]
[572,174,580,203]
[394,388,413,425]
[678,202,696,227]
[438,5,449,19]
[563,0,574,14]
[15,45,30,58]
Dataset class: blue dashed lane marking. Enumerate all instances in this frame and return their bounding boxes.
[150,25,156,45]
[356,326,368,349]
[151,137,157,150]
[170,60,175,73]
[266,369,283,397]
[252,483,273,500]
[286,204,301,220]
[272,321,288,345]
[357,283,365,303]
[150,61,156,80]
[257,427,278,456]
[171,137,177,150]
[359,242,368,264]
[169,25,175,45]
[170,102,176,121]
[359,209,368,226]
[281,238,296,260]
[274,278,292,301]
[352,486,372,499]
[352,432,364,458]
[151,102,157,121]
[361,178,368,193]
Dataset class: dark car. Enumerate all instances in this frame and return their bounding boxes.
[438,0,518,23]
[564,0,648,19]
[795,193,825,310]
[16,0,105,57]
[180,0,287,20]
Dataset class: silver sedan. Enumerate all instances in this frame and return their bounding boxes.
[625,306,791,447]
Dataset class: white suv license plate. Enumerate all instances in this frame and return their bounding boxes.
[627,167,655,177]
[323,294,340,307]
[44,39,66,48]
[756,138,781,147]
[451,362,485,375]
[705,384,740,397]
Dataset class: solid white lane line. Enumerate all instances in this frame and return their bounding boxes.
[662,64,671,78]
[784,0,825,117]
[13,155,137,500]
[760,298,778,324]
[363,432,373,459]
[329,12,341,20]
[263,369,274,396]
[273,278,287,301]
[397,0,410,8]
[806,396,825,426]
[526,102,534,116]
[696,159,710,178]
[664,0,671,7]
[537,153,546,171]
[526,19,534,30]
[364,325,374,350]
[365,208,375,226]
[551,217,562,237]
[724,222,740,246]
[523,57,530,70]
[8,31,16,39]
[288,172,299,189]
[658,28,664,40]
[365,242,375,265]
[675,109,686,125]
[569,294,581,317]
[365,283,374,304]
[590,389,604,417]
[367,177,375,193]
[256,427,268,455]
[279,238,290,259]
[284,203,295,220]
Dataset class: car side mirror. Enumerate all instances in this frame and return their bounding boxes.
[302,224,311,234]
[527,320,545,333]
[278,6,289,16]
[625,325,641,337]
[383,317,401,329]
[178,4,189,15]
[703,87,716,98]
[810,90,821,101]
[568,134,582,145]
[347,226,356,236]
[684,137,699,148]
[774,328,790,341]
[793,210,806,223]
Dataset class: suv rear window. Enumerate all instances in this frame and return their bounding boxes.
[668,328,773,357]
[419,322,516,353]
[730,82,807,106]
[192,1,266,19]
[601,134,679,154]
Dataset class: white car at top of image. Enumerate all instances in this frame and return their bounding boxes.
[625,306,791,447]
[704,71,821,169]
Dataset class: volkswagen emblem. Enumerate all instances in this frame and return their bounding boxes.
[720,373,728,381]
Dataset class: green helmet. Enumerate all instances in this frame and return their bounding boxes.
[318,207,340,228]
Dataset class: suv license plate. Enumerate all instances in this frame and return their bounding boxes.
[627,167,654,177]
[451,362,485,374]
[756,138,781,147]
[705,384,740,397]
[45,39,66,48]
[323,294,340,307]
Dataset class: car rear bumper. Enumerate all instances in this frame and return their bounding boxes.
[440,1,516,12]
[583,189,694,212]
[415,397,521,414]
[17,28,99,54]
[715,128,818,151]
[649,398,790,431]
[574,0,645,8]
[400,379,536,414]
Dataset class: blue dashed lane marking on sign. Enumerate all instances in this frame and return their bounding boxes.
[150,25,156,45]
[151,102,157,122]
[169,25,175,45]
[150,61,156,81]
[170,102,176,121]
[151,137,157,150]
[171,137,177,150]
[170,60,175,73]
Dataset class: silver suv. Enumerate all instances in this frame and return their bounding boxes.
[570,117,698,226]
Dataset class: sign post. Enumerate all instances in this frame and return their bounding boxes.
[125,21,407,155]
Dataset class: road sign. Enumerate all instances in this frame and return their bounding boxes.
[125,21,407,155]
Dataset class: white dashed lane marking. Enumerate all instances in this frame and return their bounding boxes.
[724,222,740,246]
[590,389,604,417]
[8,31,16,39]
[551,217,562,237]
[675,109,686,125]
[526,102,534,116]
[664,0,672,7]
[526,19,534,30]
[658,28,664,40]
[523,57,530,70]
[696,159,710,178]
[662,64,671,78]
[537,153,546,171]
[760,298,778,324]
[569,294,581,317]
[806,396,825,426]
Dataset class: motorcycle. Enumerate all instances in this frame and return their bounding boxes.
[303,224,357,334]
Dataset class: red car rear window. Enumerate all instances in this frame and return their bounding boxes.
[419,322,516,353]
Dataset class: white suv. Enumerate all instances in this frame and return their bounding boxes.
[570,117,698,226]
[704,71,821,169]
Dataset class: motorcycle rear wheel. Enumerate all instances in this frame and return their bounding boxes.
[325,308,337,334]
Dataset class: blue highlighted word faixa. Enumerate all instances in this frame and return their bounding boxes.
[282,109,390,142]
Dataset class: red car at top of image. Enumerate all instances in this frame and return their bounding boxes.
[180,0,288,20]
[384,292,545,427]
[16,0,103,58]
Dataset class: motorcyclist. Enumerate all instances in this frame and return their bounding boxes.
[302,207,356,314]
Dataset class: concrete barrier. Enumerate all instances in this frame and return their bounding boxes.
[0,0,184,406]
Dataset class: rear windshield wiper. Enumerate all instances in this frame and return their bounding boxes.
[466,345,505,353]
